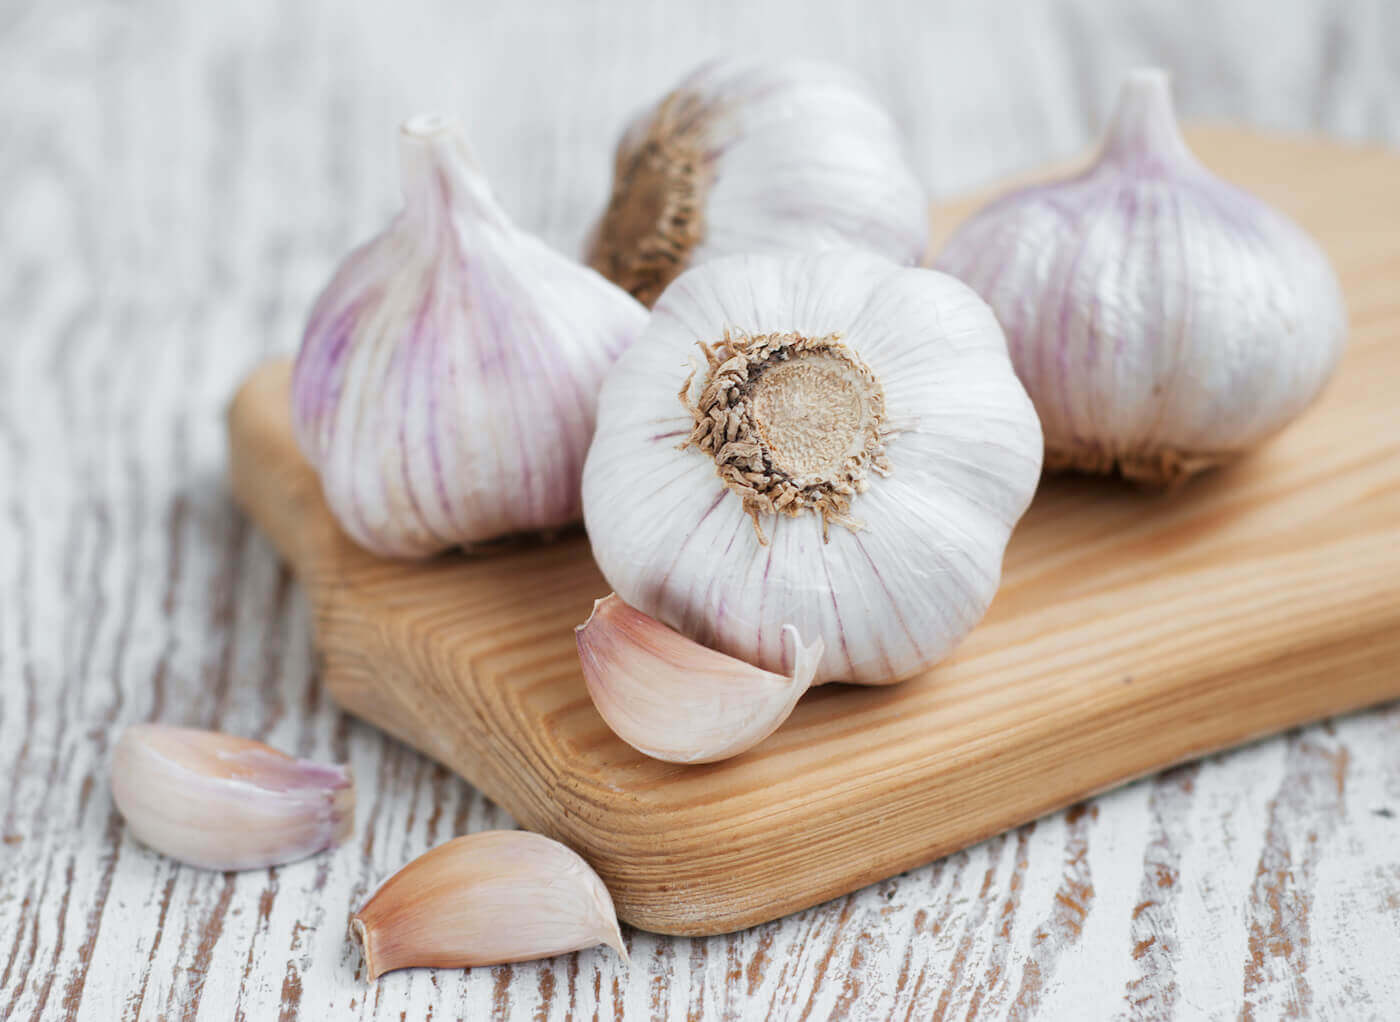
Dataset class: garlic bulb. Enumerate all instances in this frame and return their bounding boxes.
[351,831,626,977]
[935,68,1347,486]
[577,594,823,763]
[292,114,648,557]
[581,250,1042,687]
[111,724,354,871]
[586,57,928,306]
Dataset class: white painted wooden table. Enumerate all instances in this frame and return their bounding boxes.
[3,2,1398,1019]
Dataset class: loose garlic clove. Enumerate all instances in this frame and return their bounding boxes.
[935,68,1347,487]
[582,250,1042,687]
[292,114,647,557]
[576,594,823,764]
[351,831,627,978]
[586,57,928,306]
[110,724,354,871]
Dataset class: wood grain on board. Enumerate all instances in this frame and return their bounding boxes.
[229,129,1400,937]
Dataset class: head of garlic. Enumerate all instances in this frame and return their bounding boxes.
[585,57,929,307]
[581,249,1043,687]
[935,68,1347,486]
[292,114,648,557]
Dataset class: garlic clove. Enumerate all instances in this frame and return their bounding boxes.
[587,57,928,306]
[292,114,647,558]
[935,68,1347,486]
[576,594,824,764]
[350,830,627,978]
[110,724,354,871]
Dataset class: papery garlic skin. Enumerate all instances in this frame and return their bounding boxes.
[935,69,1347,486]
[351,831,626,977]
[111,724,354,871]
[293,114,648,557]
[586,58,928,306]
[577,594,823,763]
[582,250,1043,686]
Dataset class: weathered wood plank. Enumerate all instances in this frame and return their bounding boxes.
[1,1,1398,1019]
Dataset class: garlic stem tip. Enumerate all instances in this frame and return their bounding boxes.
[1125,66,1170,91]
[781,624,825,684]
[611,933,631,967]
[350,916,381,981]
[577,594,615,633]
[401,112,458,138]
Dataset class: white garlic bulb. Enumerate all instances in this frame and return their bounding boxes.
[586,57,928,307]
[581,250,1042,687]
[293,114,648,557]
[935,69,1347,486]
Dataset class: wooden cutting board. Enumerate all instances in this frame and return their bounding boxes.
[228,128,1400,937]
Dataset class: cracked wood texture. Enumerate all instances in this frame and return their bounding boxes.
[3,1,1399,1019]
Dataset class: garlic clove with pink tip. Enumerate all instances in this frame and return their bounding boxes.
[576,594,823,764]
[110,724,354,871]
[351,831,627,977]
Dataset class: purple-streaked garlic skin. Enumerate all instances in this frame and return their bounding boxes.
[293,114,648,558]
[111,724,354,871]
[935,69,1347,485]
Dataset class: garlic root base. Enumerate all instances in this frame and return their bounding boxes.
[1046,445,1236,489]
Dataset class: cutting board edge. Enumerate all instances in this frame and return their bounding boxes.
[278,485,1400,934]
[530,614,1400,933]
